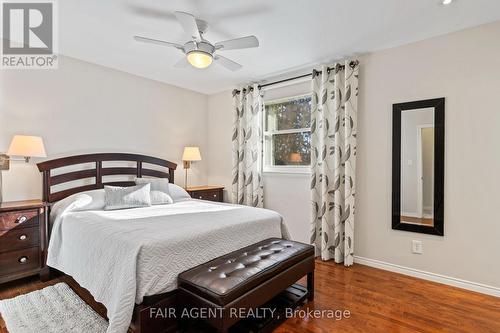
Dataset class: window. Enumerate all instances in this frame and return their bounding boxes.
[264,94,312,173]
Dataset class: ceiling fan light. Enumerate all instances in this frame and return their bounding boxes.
[187,51,212,69]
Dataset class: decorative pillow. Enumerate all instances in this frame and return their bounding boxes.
[104,184,151,210]
[50,189,106,220]
[135,178,173,205]
[71,189,105,211]
[168,183,191,202]
[149,190,173,205]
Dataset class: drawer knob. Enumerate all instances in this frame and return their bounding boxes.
[15,215,28,224]
[18,256,28,264]
[19,234,27,240]
[213,194,217,198]
[199,196,202,199]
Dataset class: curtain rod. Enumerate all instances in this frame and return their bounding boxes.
[232,60,359,95]
[259,72,312,89]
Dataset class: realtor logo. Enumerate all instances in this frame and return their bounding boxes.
[1,0,58,68]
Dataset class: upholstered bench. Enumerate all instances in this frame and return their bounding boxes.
[178,238,315,333]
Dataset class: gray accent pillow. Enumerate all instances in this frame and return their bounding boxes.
[135,178,173,205]
[104,183,151,210]
[169,184,192,202]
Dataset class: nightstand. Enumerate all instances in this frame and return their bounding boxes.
[186,186,224,202]
[0,200,48,284]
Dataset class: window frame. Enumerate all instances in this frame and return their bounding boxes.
[263,93,312,174]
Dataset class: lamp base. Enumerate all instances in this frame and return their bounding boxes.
[183,161,191,189]
[0,154,10,171]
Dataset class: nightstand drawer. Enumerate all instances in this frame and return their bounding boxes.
[186,186,224,202]
[0,247,40,277]
[0,200,47,284]
[0,227,39,253]
[0,210,38,231]
[194,190,221,202]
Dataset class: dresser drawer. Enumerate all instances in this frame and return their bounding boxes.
[194,190,221,202]
[0,227,39,253]
[0,210,38,231]
[0,247,40,277]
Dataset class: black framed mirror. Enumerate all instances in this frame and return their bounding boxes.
[392,98,445,236]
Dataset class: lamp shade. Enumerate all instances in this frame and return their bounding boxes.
[7,135,47,158]
[182,147,201,161]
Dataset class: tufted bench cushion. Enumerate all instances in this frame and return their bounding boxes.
[178,238,314,306]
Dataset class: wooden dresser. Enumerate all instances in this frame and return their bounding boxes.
[0,200,48,284]
[186,186,224,202]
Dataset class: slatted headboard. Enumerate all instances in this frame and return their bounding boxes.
[37,153,177,203]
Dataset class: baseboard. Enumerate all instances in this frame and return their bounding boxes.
[354,256,500,298]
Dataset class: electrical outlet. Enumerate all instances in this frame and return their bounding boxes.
[412,240,423,254]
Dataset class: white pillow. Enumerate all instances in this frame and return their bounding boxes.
[51,189,105,215]
[135,178,173,205]
[168,183,191,202]
[104,183,151,210]
[72,189,105,211]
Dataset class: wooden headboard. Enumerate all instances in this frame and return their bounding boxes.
[37,153,177,203]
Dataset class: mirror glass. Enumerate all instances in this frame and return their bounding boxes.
[400,108,435,226]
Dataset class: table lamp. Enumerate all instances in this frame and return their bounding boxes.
[1,135,47,202]
[7,135,47,162]
[289,152,303,164]
[182,147,201,189]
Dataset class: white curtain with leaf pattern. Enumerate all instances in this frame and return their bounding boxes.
[231,84,264,207]
[310,61,359,266]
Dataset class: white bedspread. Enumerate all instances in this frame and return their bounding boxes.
[47,199,288,333]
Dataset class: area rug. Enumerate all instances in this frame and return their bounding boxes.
[0,282,108,333]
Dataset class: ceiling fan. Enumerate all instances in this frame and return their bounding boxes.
[134,11,259,71]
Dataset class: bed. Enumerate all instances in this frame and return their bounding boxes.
[37,153,288,333]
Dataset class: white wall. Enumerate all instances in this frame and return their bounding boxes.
[421,127,434,214]
[207,91,234,203]
[357,21,500,289]
[0,56,209,201]
[207,21,500,289]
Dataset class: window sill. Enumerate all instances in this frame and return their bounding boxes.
[263,166,311,175]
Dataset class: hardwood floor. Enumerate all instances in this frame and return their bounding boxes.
[1,261,499,333]
[400,216,434,226]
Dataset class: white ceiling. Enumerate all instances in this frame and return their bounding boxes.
[59,0,500,94]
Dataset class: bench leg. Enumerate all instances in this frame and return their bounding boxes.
[307,271,315,301]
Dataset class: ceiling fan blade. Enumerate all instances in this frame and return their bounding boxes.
[173,57,189,68]
[214,55,242,71]
[134,36,183,49]
[174,11,201,41]
[215,36,259,51]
